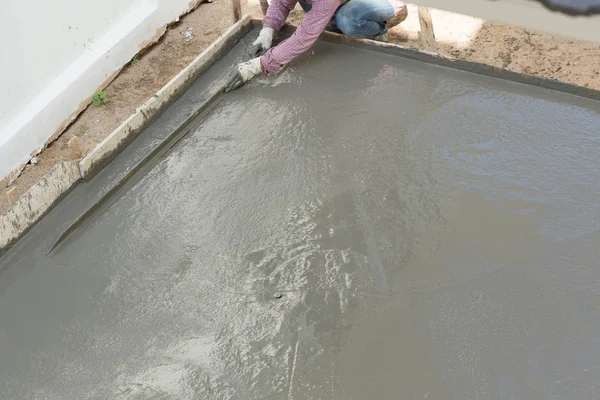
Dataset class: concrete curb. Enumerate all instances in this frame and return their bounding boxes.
[0,15,252,254]
[310,25,600,101]
[79,14,253,180]
[0,162,81,250]
[267,19,600,101]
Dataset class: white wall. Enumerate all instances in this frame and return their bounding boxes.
[0,0,197,181]
[1,0,135,129]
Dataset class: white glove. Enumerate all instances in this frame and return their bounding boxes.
[224,57,263,92]
[238,57,263,82]
[253,27,274,51]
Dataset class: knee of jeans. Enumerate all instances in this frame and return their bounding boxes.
[336,12,363,36]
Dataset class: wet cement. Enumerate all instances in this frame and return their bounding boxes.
[2,38,600,399]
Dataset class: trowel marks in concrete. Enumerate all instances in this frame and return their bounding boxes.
[2,42,600,399]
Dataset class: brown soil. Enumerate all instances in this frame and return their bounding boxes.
[444,24,600,86]
[385,8,600,88]
[2,1,600,215]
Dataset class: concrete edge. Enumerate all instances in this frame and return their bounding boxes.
[271,20,600,102]
[327,33,600,101]
[340,36,600,101]
[0,15,253,255]
[79,14,253,180]
[0,161,81,250]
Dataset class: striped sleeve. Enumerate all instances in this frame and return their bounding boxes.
[263,0,298,32]
[261,0,341,74]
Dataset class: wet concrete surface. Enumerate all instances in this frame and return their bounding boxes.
[2,39,600,399]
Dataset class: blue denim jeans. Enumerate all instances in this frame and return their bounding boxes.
[298,0,395,38]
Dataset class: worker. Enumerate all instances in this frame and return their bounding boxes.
[225,0,408,91]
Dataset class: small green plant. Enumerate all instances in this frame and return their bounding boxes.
[92,91,109,106]
[131,55,139,66]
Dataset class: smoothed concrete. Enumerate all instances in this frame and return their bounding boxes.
[1,36,600,400]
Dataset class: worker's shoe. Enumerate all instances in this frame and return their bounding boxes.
[385,5,408,30]
[374,33,389,43]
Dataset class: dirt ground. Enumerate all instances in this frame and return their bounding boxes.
[2,1,600,215]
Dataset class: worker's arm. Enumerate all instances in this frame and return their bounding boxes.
[263,0,299,32]
[225,0,340,92]
[261,0,341,73]
[250,0,300,56]
[224,0,299,92]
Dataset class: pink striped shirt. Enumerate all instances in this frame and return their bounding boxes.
[261,0,341,74]
[260,0,405,74]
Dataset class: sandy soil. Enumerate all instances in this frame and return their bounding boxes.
[2,1,599,215]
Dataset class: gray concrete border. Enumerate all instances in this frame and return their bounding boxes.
[275,20,600,102]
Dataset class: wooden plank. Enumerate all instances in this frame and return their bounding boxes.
[6,187,18,206]
[259,0,269,15]
[417,6,437,53]
[232,0,242,22]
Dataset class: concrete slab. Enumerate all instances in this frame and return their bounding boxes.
[1,29,600,400]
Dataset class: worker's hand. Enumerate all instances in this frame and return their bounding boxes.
[249,27,274,57]
[224,57,263,92]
